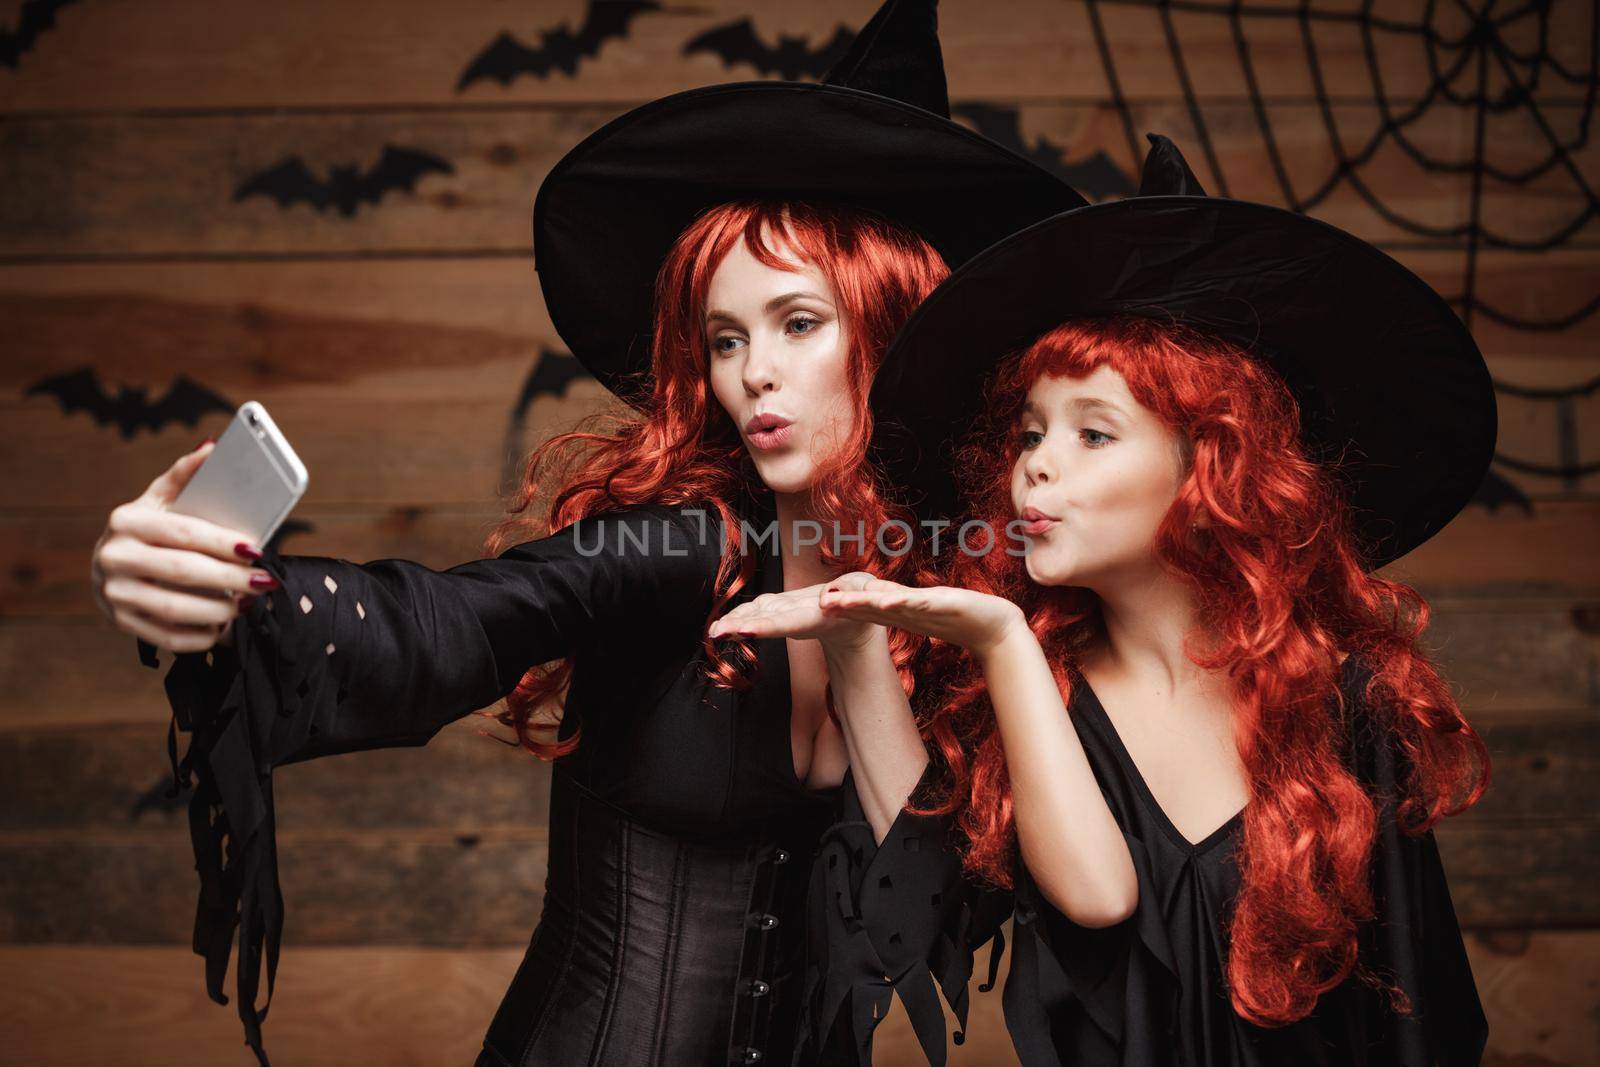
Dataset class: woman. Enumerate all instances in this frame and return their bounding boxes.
[87,3,1085,1064]
[715,135,1495,1066]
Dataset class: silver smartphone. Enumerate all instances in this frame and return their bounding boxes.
[170,401,308,548]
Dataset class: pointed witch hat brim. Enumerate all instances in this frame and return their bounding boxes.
[532,0,1087,403]
[870,133,1497,568]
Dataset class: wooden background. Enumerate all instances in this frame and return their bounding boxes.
[2,1,1596,1063]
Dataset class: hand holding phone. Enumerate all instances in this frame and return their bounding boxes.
[92,402,308,653]
[169,401,308,550]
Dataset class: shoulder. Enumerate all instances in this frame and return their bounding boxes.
[569,500,724,577]
[572,500,720,544]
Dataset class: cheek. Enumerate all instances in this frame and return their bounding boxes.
[804,334,854,420]
[1042,454,1174,550]
[1095,455,1182,534]
[708,358,739,416]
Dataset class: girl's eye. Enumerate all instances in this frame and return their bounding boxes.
[1080,428,1114,448]
[787,315,821,336]
[1018,429,1045,449]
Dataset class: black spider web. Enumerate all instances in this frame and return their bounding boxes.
[1084,0,1599,486]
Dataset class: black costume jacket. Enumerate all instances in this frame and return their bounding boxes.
[816,654,1489,1067]
[138,491,927,1067]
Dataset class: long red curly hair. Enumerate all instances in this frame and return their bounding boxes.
[919,314,1490,1026]
[479,200,947,758]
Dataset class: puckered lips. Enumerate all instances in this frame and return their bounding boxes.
[1018,504,1059,536]
[745,411,795,451]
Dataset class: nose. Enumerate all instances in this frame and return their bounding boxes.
[741,336,780,396]
[1022,441,1054,486]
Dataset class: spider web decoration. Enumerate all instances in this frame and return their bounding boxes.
[1082,0,1599,492]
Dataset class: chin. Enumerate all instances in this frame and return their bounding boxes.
[750,456,816,496]
[1023,547,1077,588]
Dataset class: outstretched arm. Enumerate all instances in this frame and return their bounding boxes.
[156,503,718,763]
[115,490,717,1065]
[819,579,1137,929]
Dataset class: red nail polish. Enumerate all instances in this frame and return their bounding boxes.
[196,436,216,451]
[234,542,262,561]
[249,573,280,590]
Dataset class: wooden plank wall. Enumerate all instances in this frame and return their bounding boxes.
[2,1,1596,1064]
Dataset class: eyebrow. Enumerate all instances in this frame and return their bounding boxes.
[1021,396,1128,418]
[1073,397,1127,417]
[705,290,831,323]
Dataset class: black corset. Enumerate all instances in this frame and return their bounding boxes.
[478,768,834,1066]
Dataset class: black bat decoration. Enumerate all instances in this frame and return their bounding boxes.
[234,145,454,218]
[0,0,77,69]
[25,367,232,439]
[1470,466,1535,515]
[499,351,595,492]
[682,17,855,81]
[517,349,591,408]
[952,102,1139,202]
[457,0,662,90]
[130,774,188,820]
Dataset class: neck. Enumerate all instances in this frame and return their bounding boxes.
[1086,564,1217,698]
[773,489,833,590]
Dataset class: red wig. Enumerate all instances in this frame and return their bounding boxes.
[920,314,1490,1026]
[480,201,947,758]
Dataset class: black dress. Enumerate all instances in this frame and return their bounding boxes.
[137,491,905,1067]
[810,655,1489,1067]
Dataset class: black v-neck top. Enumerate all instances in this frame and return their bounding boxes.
[135,491,904,1067]
[817,655,1488,1067]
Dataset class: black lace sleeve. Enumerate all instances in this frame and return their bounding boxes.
[793,759,1012,1067]
[133,504,719,1066]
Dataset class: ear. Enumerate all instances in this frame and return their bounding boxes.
[1175,465,1210,532]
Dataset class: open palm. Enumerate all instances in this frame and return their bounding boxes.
[818,575,1023,655]
[708,573,877,646]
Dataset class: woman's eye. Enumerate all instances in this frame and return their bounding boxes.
[1018,429,1045,449]
[711,334,745,356]
[787,315,821,336]
[1080,428,1114,448]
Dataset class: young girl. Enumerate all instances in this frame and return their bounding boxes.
[716,135,1495,1066]
[87,4,1084,1064]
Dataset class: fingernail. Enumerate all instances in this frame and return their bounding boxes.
[234,542,262,561]
[195,436,215,451]
[249,573,280,590]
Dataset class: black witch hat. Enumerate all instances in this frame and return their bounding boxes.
[532,0,1087,401]
[871,133,1497,568]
